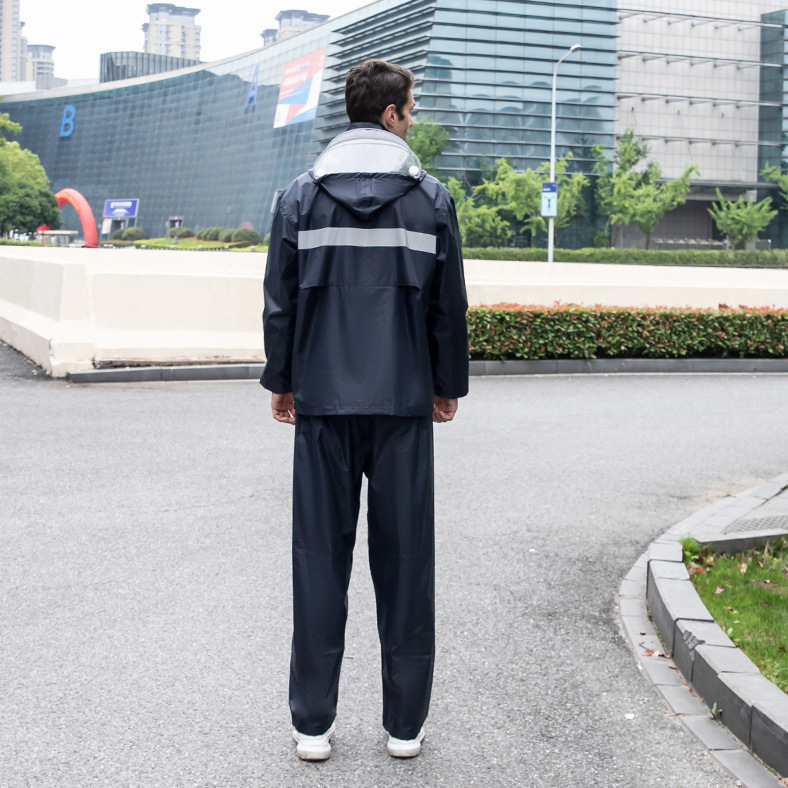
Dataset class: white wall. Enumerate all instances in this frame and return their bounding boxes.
[2,247,788,376]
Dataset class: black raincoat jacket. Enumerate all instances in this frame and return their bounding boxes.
[262,122,469,416]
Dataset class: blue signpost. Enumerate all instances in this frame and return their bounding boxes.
[541,182,557,218]
[103,199,139,219]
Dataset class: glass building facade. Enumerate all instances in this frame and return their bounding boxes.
[2,0,617,241]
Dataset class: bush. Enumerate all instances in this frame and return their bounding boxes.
[467,304,788,360]
[111,229,124,240]
[219,229,235,242]
[121,226,147,241]
[232,227,261,244]
[461,247,788,269]
[168,227,194,238]
[263,233,271,246]
[205,227,224,241]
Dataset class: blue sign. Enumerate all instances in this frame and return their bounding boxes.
[59,105,76,137]
[245,65,259,109]
[103,199,139,218]
[541,181,557,218]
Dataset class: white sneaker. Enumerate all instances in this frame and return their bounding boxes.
[293,721,336,761]
[387,727,425,758]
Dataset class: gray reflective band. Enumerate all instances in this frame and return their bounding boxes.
[298,227,436,254]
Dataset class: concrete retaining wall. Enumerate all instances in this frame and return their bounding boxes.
[3,247,788,377]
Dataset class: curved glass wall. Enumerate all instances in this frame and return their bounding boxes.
[2,0,617,239]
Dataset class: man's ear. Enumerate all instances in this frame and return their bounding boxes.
[379,103,397,131]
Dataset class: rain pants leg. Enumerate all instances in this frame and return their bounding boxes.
[289,414,435,741]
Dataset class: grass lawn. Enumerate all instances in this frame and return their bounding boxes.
[684,537,788,693]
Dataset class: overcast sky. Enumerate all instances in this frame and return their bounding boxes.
[23,0,371,81]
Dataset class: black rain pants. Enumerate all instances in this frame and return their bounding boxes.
[289,413,435,741]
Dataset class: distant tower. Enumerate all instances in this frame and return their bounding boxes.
[26,44,56,89]
[0,0,24,81]
[143,3,201,60]
[261,9,329,46]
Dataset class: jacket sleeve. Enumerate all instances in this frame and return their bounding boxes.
[261,187,299,393]
[428,189,469,399]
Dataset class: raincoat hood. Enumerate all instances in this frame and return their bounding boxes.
[310,125,425,220]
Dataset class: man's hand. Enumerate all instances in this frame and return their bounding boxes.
[271,392,296,425]
[433,395,458,423]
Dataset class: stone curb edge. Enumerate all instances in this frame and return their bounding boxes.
[65,357,788,383]
[618,472,788,788]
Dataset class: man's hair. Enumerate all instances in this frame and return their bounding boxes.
[345,59,414,123]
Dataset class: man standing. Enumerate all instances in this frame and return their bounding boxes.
[262,59,468,761]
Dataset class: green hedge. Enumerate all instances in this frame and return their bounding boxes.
[462,247,788,268]
[467,304,788,360]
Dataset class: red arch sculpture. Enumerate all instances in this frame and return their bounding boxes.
[54,188,98,248]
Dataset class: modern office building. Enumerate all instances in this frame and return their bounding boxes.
[262,9,330,47]
[3,0,788,246]
[143,3,201,60]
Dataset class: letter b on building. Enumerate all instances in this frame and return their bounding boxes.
[59,105,76,137]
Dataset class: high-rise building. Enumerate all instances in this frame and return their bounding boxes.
[26,43,58,89]
[0,0,23,81]
[262,9,329,47]
[142,3,200,60]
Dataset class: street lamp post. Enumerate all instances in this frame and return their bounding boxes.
[548,43,582,265]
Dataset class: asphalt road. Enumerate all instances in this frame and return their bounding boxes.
[1,341,786,787]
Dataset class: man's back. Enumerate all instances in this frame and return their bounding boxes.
[262,124,468,416]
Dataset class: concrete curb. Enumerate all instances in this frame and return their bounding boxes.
[65,358,788,383]
[619,472,788,787]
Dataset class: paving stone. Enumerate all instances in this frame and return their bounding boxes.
[620,610,657,650]
[673,620,736,682]
[646,559,689,600]
[640,654,685,687]
[714,748,785,788]
[647,575,713,653]
[708,533,788,554]
[716,673,782,746]
[648,541,683,564]
[618,577,644,599]
[680,714,743,751]
[619,595,647,621]
[750,694,788,778]
[659,684,708,716]
[692,645,760,725]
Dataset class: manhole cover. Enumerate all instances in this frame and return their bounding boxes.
[723,515,788,534]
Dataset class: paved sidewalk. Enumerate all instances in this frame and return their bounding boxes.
[2,342,787,786]
[620,477,788,787]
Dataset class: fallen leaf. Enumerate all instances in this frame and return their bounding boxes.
[640,630,646,636]
[643,648,654,657]
[669,664,677,670]
[740,562,748,574]
[724,606,733,611]
[715,586,725,594]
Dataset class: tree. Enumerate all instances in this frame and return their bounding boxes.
[447,176,511,247]
[0,141,50,189]
[407,118,449,177]
[592,129,697,249]
[0,183,61,235]
[0,108,62,235]
[707,189,777,249]
[760,164,788,211]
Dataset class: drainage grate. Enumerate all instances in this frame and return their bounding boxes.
[723,515,788,534]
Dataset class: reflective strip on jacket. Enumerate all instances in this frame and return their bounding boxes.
[261,122,469,417]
